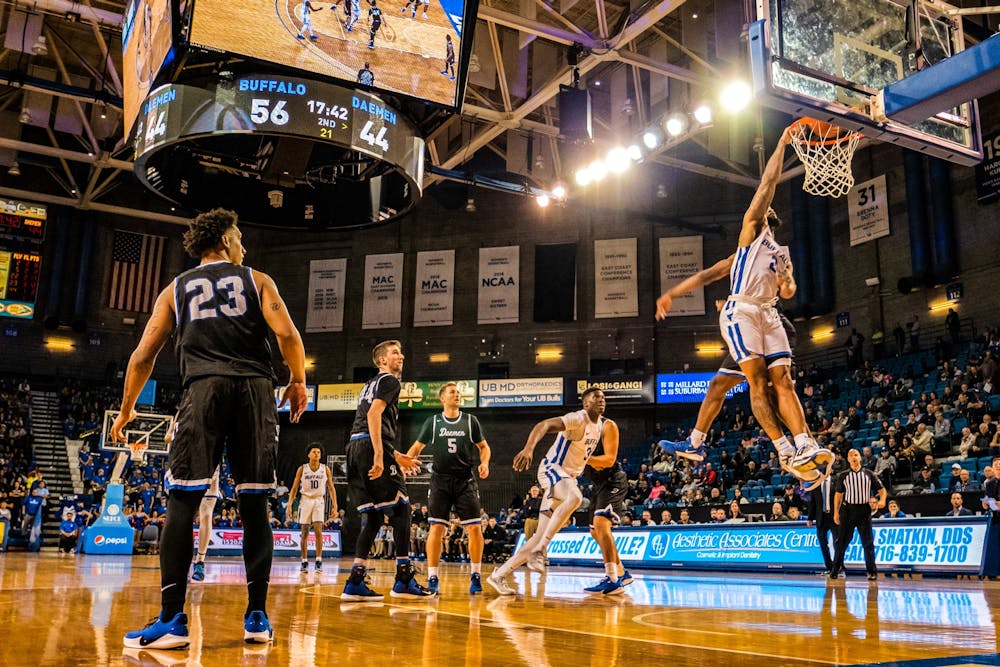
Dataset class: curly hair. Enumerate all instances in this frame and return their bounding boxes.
[182,208,238,258]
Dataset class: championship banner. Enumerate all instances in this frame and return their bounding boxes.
[194,528,341,557]
[975,129,1000,204]
[305,258,347,333]
[275,385,317,413]
[658,236,704,316]
[362,253,404,329]
[848,174,891,246]
[478,246,519,324]
[594,238,638,318]
[399,380,477,410]
[478,378,563,407]
[568,375,654,403]
[413,249,455,327]
[316,383,365,411]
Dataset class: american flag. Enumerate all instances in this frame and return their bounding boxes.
[106,230,166,312]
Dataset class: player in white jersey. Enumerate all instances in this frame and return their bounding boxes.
[296,0,321,40]
[719,124,832,490]
[191,467,220,582]
[487,387,606,595]
[287,443,338,572]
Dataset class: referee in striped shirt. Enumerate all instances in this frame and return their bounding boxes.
[831,449,887,580]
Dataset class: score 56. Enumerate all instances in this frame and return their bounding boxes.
[250,99,290,126]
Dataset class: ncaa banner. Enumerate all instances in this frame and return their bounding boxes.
[362,253,404,329]
[316,383,365,411]
[658,236,704,316]
[848,175,891,246]
[478,246,519,324]
[305,258,348,333]
[594,238,638,318]
[413,250,455,327]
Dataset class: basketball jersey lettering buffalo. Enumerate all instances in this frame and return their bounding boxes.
[172,261,274,386]
[542,410,603,478]
[300,463,328,498]
[728,226,790,302]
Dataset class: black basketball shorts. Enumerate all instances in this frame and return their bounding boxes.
[167,376,278,495]
[589,469,629,527]
[427,474,482,526]
[345,435,409,513]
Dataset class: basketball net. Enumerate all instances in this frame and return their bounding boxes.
[128,441,148,464]
[788,118,861,198]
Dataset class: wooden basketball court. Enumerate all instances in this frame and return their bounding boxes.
[3,552,1000,666]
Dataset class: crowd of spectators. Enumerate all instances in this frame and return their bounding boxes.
[0,378,38,535]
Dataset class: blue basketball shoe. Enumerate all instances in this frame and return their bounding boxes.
[191,562,205,582]
[619,569,634,586]
[243,611,273,644]
[123,613,190,650]
[391,562,437,599]
[342,565,384,602]
[469,573,483,594]
[657,438,705,462]
[427,575,440,594]
[584,576,624,595]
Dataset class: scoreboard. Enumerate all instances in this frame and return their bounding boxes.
[0,198,46,243]
[0,249,41,320]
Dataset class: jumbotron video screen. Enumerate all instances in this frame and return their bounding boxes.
[122,0,174,139]
[188,0,471,108]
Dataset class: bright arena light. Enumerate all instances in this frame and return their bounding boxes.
[551,184,567,199]
[664,114,688,137]
[536,194,551,208]
[589,160,608,182]
[605,147,630,174]
[627,144,642,161]
[719,81,752,113]
[693,104,713,125]
[575,167,593,186]
[642,130,661,149]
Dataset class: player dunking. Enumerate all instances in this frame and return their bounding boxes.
[297,0,322,40]
[581,412,633,595]
[487,387,606,596]
[287,443,338,573]
[441,34,456,80]
[342,340,434,600]
[116,208,307,649]
[357,62,374,86]
[405,382,492,595]
[717,125,832,488]
[367,0,383,49]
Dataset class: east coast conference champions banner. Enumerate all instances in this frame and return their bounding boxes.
[594,238,638,318]
[478,246,519,324]
[362,253,404,329]
[658,236,704,317]
[413,250,455,327]
[305,258,347,333]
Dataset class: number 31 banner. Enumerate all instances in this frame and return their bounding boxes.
[848,175,891,246]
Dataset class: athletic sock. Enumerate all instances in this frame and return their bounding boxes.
[470,563,481,575]
[774,436,795,457]
[690,429,706,448]
[793,433,814,450]
[604,562,617,579]
[616,561,625,577]
[428,567,439,578]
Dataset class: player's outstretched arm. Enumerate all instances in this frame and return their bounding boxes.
[111,286,175,443]
[655,254,735,320]
[255,269,308,423]
[740,126,794,247]
[586,419,619,470]
[405,441,426,459]
[513,417,565,471]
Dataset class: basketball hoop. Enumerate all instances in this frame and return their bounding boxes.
[788,118,862,198]
[127,441,148,464]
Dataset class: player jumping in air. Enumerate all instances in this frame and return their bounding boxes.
[287,443,338,573]
[367,0,383,49]
[441,33,456,80]
[297,0,322,40]
[401,0,429,18]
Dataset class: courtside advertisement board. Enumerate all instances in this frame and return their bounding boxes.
[657,372,748,404]
[517,518,991,575]
[194,527,341,557]
[478,378,563,408]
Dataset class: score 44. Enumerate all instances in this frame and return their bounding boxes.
[359,120,389,152]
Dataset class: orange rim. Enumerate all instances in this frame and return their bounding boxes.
[791,117,860,146]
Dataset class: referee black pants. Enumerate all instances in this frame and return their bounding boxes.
[832,504,877,575]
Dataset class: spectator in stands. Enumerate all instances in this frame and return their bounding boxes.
[946,492,973,517]
[637,510,656,526]
[731,487,749,505]
[660,510,675,525]
[699,462,718,488]
[482,517,506,562]
[960,427,976,458]
[908,315,921,352]
[951,469,981,493]
[912,467,937,494]
[970,423,993,458]
[919,455,940,486]
[932,411,953,453]
[893,322,906,357]
[21,486,44,533]
[787,506,802,521]
[59,509,79,553]
[0,500,11,522]
[769,502,790,521]
[882,500,907,518]
[727,501,745,523]
[780,485,806,512]
[678,509,693,525]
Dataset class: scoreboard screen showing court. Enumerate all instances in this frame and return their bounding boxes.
[188,0,476,109]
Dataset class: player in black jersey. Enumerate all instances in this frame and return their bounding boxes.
[581,415,632,595]
[367,0,382,49]
[406,382,492,595]
[114,208,307,650]
[357,62,374,86]
[655,254,804,476]
[441,33,456,80]
[343,340,434,601]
